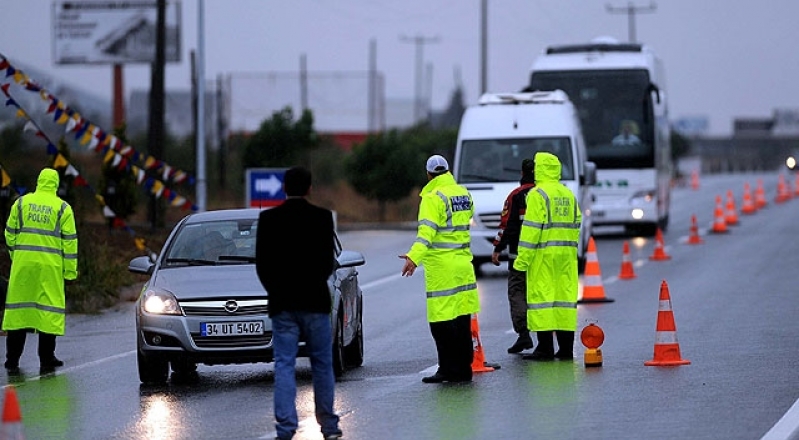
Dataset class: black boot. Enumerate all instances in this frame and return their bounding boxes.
[523,331,554,361]
[507,332,534,354]
[5,330,26,373]
[555,331,575,360]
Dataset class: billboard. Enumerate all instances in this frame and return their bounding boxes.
[52,1,181,65]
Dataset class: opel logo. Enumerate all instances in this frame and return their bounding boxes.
[224,300,239,313]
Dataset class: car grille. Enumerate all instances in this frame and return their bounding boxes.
[478,212,502,229]
[191,332,273,348]
[180,299,268,317]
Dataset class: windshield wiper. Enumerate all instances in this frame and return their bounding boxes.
[164,258,217,266]
[218,255,256,263]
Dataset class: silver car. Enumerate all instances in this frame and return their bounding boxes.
[128,208,366,384]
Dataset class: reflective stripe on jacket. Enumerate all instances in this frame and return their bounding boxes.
[513,152,581,332]
[3,168,78,335]
[406,172,480,322]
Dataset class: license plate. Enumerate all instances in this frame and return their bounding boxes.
[200,321,264,337]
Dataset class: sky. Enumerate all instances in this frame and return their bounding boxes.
[2,0,799,136]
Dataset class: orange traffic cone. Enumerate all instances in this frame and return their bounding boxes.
[618,241,636,279]
[710,195,728,234]
[794,174,799,197]
[687,214,703,245]
[644,280,690,366]
[755,179,767,209]
[579,237,614,303]
[776,174,790,203]
[741,182,757,215]
[690,169,699,190]
[724,190,739,226]
[470,315,497,373]
[648,228,671,261]
[1,385,24,440]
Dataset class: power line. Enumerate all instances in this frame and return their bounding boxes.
[606,2,657,43]
[399,34,440,123]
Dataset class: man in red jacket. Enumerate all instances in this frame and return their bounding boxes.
[491,158,536,354]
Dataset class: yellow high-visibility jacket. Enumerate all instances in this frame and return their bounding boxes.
[513,152,581,332]
[3,168,78,335]
[406,172,480,322]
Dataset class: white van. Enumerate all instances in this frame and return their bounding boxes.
[453,90,596,274]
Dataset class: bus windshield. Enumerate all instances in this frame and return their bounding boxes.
[529,69,654,169]
[456,137,574,183]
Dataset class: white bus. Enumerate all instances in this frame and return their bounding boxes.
[526,37,672,236]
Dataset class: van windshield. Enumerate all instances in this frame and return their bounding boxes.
[456,137,574,183]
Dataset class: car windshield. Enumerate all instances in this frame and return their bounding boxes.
[163,219,258,266]
[456,137,574,183]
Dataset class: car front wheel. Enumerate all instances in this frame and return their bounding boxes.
[138,351,169,385]
[344,310,364,368]
[332,309,346,378]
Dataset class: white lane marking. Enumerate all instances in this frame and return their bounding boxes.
[3,350,136,384]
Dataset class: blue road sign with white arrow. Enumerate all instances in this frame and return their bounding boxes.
[246,168,287,207]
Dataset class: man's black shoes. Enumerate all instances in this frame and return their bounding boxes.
[422,372,472,384]
[507,333,534,354]
[554,351,574,360]
[4,360,20,375]
[40,358,64,369]
[522,351,555,361]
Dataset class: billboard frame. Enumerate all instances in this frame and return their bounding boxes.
[51,0,181,65]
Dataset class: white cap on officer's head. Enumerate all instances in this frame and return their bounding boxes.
[426,155,449,173]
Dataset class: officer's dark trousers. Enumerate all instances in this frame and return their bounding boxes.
[5,330,57,367]
[429,314,473,379]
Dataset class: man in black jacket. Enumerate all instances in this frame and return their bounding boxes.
[255,166,342,440]
[491,158,536,354]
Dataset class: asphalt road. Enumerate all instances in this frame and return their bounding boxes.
[2,171,799,440]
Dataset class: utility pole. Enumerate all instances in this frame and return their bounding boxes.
[480,0,487,96]
[400,34,440,123]
[605,2,656,43]
[146,0,166,229]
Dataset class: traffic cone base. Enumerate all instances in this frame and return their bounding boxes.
[645,280,690,367]
[618,240,636,279]
[470,315,496,373]
[579,237,614,303]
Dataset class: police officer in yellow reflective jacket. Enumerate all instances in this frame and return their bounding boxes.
[400,155,480,383]
[3,168,78,374]
[513,152,581,361]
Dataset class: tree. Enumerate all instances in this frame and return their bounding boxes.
[345,125,458,221]
[241,107,318,169]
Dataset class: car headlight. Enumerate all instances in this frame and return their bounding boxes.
[787,156,797,170]
[629,189,656,204]
[141,289,183,315]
